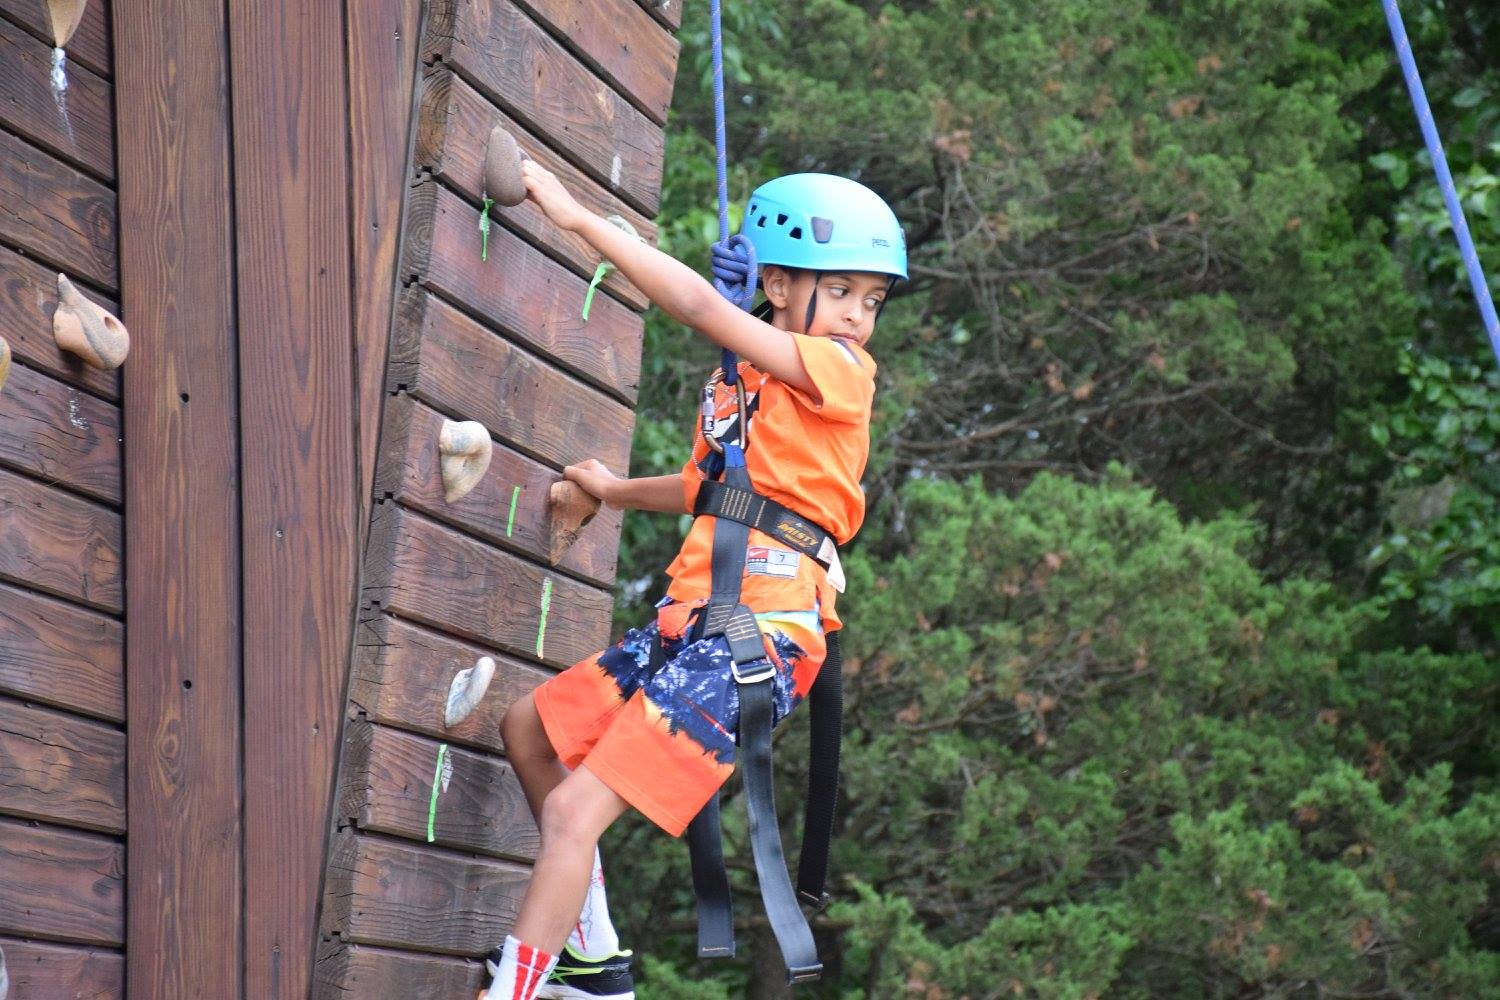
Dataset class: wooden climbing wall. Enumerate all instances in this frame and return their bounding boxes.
[314,0,682,995]
[0,1,128,995]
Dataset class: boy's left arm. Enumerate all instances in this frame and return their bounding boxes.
[522,160,816,394]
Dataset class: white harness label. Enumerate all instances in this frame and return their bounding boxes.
[745,546,799,579]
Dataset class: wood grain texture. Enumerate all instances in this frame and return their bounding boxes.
[0,17,114,179]
[313,941,481,1000]
[403,183,642,402]
[228,0,359,993]
[0,816,123,946]
[0,582,122,721]
[375,395,622,587]
[423,0,665,216]
[340,719,539,862]
[0,466,120,612]
[511,0,679,124]
[0,0,113,76]
[0,361,121,504]
[417,67,655,311]
[0,130,117,290]
[365,502,612,669]
[348,0,422,547]
[0,935,123,999]
[350,613,553,757]
[0,696,125,833]
[322,830,529,955]
[390,291,635,473]
[114,0,243,993]
[0,245,119,399]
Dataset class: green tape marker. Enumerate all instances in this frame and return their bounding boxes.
[507,485,521,537]
[479,198,495,261]
[427,742,449,843]
[581,261,612,320]
[536,578,553,658]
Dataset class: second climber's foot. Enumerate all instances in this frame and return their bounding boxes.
[534,943,636,1000]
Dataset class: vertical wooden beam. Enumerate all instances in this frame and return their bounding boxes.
[114,1,243,996]
[348,0,423,539]
[228,0,360,995]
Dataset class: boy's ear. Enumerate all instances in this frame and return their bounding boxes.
[761,264,793,309]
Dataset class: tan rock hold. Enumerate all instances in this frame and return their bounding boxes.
[547,480,601,565]
[438,419,491,503]
[48,0,88,47]
[444,655,496,728]
[484,126,527,208]
[0,336,10,395]
[54,274,129,369]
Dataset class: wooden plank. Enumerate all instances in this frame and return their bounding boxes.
[114,0,243,994]
[0,245,120,399]
[322,830,529,955]
[314,941,480,1000]
[392,291,635,473]
[0,817,123,946]
[403,183,642,402]
[348,0,422,548]
[228,0,359,993]
[0,17,115,179]
[0,582,123,721]
[0,129,116,291]
[376,395,622,587]
[366,503,612,669]
[0,466,121,612]
[633,0,681,31]
[0,362,121,505]
[341,720,539,862]
[0,0,113,77]
[0,935,124,998]
[351,613,552,757]
[417,68,654,311]
[0,696,125,834]
[512,0,679,125]
[423,1,665,216]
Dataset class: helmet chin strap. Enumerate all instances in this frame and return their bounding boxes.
[802,271,821,335]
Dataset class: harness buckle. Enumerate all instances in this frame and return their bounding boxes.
[731,657,777,685]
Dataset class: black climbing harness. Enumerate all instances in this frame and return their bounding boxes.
[668,366,845,985]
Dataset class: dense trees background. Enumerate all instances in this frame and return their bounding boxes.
[598,2,1499,995]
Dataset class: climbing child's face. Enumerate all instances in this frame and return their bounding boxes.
[762,267,891,347]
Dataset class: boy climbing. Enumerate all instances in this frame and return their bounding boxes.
[480,159,906,1000]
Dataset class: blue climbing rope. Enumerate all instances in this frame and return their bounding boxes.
[707,0,758,387]
[1381,0,1500,368]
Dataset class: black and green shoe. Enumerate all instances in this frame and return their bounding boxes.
[534,943,635,1000]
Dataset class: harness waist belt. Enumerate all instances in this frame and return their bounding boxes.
[693,481,839,571]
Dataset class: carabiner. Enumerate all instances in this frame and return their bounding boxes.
[700,369,749,454]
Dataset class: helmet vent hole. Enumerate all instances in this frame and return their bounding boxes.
[757,217,767,227]
[788,226,802,240]
[776,213,788,226]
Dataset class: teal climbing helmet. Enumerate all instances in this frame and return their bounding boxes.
[740,173,908,280]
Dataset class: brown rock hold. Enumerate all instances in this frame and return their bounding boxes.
[53,274,129,370]
[48,0,88,47]
[437,419,492,503]
[547,480,601,565]
[483,126,528,208]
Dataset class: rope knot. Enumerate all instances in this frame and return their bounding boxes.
[710,235,759,312]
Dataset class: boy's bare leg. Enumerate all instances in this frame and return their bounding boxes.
[512,763,631,953]
[501,692,570,819]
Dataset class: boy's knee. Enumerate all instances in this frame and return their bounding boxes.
[538,781,599,850]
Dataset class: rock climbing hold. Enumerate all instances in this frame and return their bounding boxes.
[0,336,10,395]
[47,0,87,47]
[437,419,492,503]
[54,274,129,369]
[547,480,601,565]
[444,656,496,728]
[484,126,527,208]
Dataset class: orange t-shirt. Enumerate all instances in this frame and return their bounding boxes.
[664,332,876,633]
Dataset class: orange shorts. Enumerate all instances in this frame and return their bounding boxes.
[532,596,827,836]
